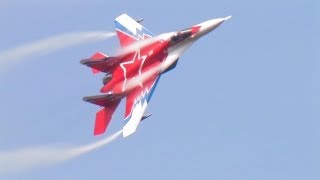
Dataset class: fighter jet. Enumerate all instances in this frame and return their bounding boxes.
[81,14,231,137]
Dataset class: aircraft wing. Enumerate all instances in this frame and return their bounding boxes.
[115,14,153,47]
[122,73,160,137]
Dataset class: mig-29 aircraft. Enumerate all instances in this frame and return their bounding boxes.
[81,14,231,137]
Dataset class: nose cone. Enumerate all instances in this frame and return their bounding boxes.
[194,16,231,37]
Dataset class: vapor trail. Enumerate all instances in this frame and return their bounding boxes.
[0,130,122,174]
[0,31,115,72]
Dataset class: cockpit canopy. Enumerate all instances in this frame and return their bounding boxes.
[169,28,193,45]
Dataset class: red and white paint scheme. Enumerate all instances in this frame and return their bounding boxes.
[81,14,231,137]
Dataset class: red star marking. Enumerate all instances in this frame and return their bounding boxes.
[120,50,147,91]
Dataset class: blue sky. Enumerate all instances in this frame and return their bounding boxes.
[0,0,319,179]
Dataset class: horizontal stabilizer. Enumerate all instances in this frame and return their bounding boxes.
[86,93,124,135]
[83,52,108,74]
[91,52,107,60]
[80,53,122,74]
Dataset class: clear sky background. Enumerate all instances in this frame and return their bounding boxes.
[0,0,319,179]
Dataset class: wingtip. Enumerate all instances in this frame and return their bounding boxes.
[122,129,136,138]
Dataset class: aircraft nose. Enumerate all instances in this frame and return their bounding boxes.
[196,16,231,36]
